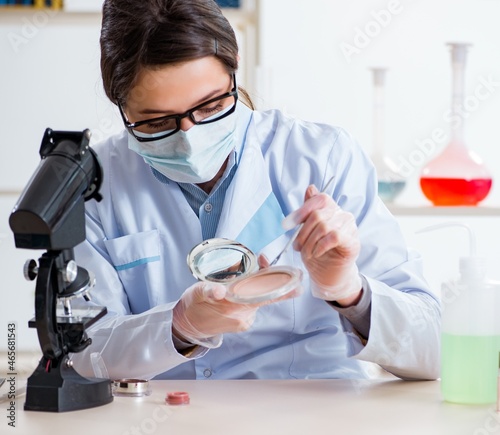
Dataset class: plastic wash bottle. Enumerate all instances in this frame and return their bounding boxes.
[419,222,500,404]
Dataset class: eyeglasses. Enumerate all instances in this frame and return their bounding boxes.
[119,73,238,142]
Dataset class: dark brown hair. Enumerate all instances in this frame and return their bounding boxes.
[100,0,253,108]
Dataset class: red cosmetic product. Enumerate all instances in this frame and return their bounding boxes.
[166,391,190,406]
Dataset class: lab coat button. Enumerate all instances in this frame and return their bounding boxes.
[204,203,213,213]
[203,368,212,378]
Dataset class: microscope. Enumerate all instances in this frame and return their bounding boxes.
[9,128,113,412]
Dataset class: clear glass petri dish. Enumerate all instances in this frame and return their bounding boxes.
[187,238,259,283]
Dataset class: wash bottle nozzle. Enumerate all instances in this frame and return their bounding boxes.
[416,221,486,280]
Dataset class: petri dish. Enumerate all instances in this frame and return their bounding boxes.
[225,266,302,304]
[187,238,259,283]
[187,238,303,304]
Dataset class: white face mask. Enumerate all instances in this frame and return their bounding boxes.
[127,107,237,184]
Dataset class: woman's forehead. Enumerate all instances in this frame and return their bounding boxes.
[127,57,230,112]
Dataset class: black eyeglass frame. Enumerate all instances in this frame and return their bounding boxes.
[118,73,238,143]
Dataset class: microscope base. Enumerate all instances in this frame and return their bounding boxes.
[24,355,113,412]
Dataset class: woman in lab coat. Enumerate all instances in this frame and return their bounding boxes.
[73,0,440,381]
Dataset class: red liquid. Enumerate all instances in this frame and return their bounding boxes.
[420,177,492,206]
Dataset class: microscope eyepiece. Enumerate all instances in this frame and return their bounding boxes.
[9,128,103,250]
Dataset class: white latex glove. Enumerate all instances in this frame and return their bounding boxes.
[173,278,301,347]
[282,184,362,304]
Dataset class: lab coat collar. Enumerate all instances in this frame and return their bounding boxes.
[216,106,286,254]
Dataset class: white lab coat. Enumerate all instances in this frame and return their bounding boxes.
[73,104,440,381]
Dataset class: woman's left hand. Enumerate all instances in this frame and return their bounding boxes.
[282,184,363,306]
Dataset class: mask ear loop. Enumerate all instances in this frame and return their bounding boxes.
[214,38,218,55]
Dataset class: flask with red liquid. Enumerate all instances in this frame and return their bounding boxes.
[420,43,492,206]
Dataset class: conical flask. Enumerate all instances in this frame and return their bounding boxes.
[420,43,492,206]
[370,68,406,202]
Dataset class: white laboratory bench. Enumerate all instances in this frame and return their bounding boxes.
[1,377,498,435]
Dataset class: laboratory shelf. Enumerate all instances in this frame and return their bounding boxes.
[386,204,500,216]
[3,191,500,216]
[0,1,255,15]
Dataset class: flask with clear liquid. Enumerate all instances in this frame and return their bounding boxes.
[420,43,492,206]
[370,68,406,202]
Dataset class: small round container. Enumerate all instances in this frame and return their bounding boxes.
[187,238,303,304]
[165,391,190,406]
[225,266,302,304]
[187,238,258,283]
[112,379,151,397]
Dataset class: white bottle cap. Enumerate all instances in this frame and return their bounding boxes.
[459,256,487,281]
